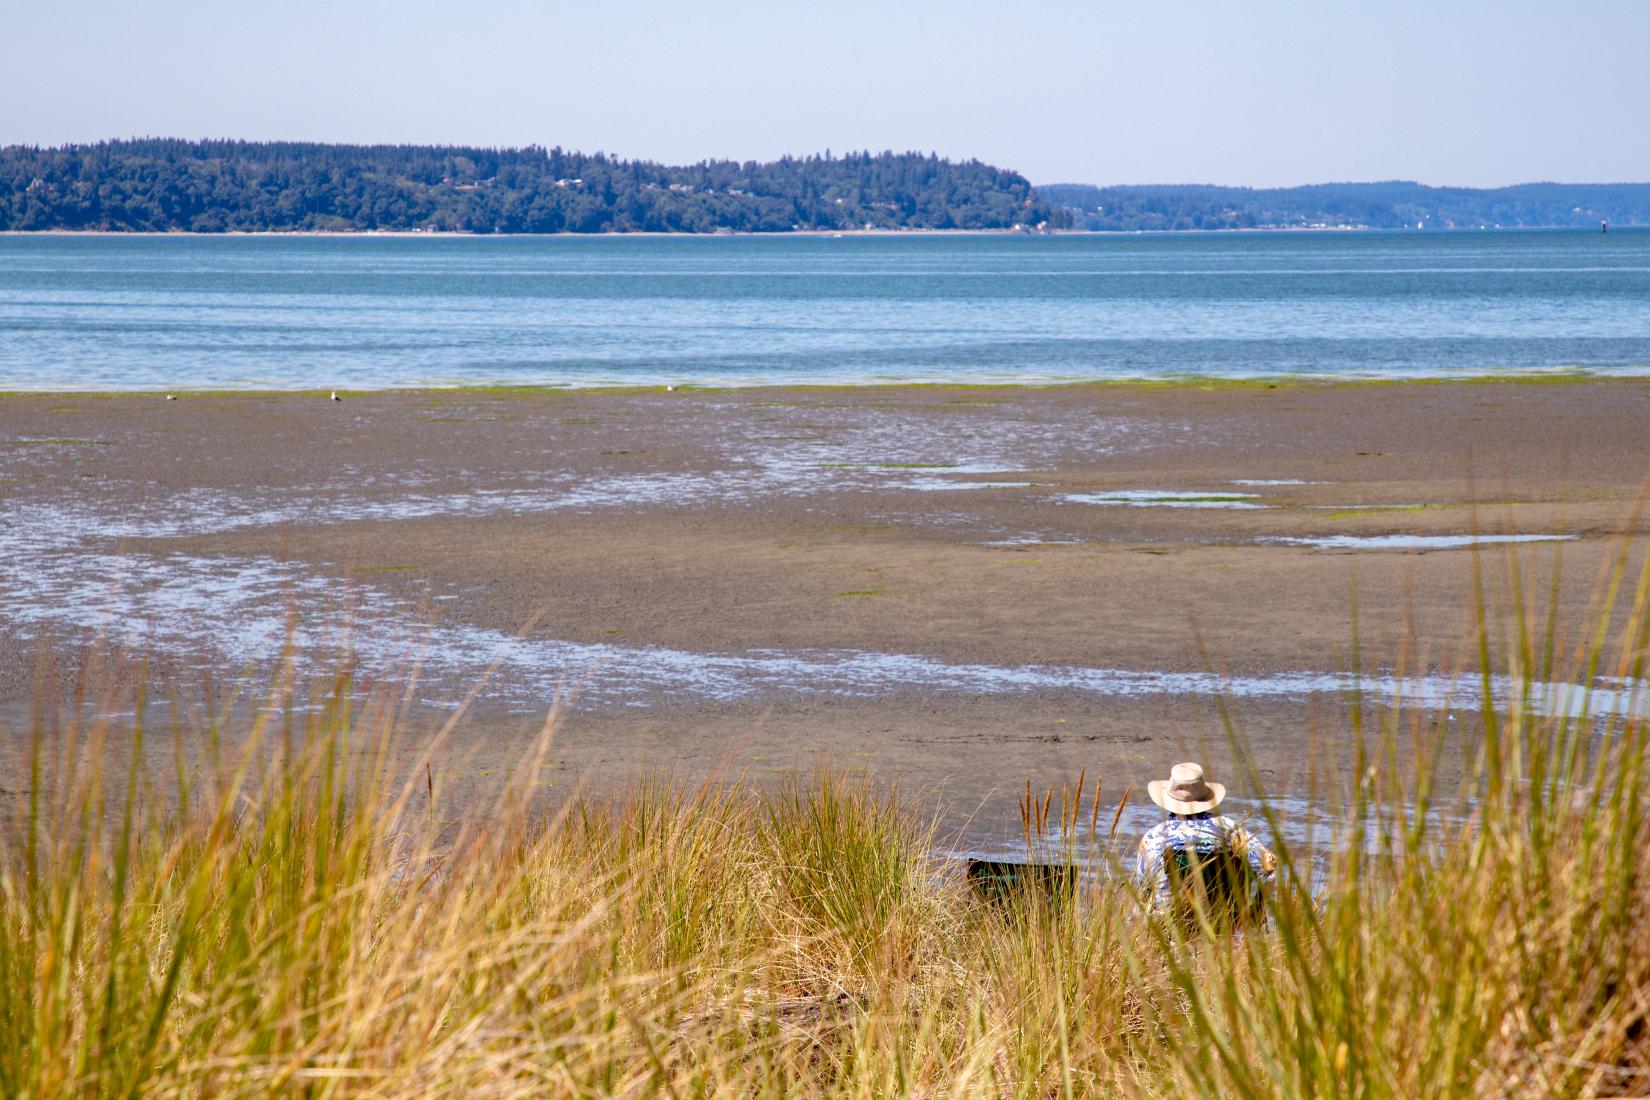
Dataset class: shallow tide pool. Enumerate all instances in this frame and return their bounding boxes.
[1275,533,1577,551]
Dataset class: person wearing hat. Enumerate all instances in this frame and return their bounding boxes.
[1134,762,1277,911]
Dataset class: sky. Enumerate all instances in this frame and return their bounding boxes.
[5,0,1649,187]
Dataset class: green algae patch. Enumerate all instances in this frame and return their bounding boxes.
[0,372,1639,404]
[438,383,707,398]
[421,372,1625,397]
[1326,503,1446,520]
[1063,371,1614,393]
[18,389,291,401]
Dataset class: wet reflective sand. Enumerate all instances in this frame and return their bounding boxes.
[4,380,1649,843]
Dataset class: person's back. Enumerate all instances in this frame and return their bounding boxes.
[1133,762,1276,914]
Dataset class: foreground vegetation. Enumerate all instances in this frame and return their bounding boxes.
[3,540,1649,1097]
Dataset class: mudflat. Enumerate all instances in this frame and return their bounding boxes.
[4,380,1648,848]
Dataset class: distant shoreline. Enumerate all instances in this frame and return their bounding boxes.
[6,227,1031,239]
[10,143,1646,234]
[2,225,1640,239]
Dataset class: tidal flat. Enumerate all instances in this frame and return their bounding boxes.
[3,378,1649,849]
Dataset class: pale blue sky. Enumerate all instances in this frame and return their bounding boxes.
[6,0,1648,186]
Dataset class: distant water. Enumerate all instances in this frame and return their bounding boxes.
[2,230,1648,390]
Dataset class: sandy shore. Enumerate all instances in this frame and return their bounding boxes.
[4,380,1648,847]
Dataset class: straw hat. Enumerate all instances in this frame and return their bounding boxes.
[1147,762,1226,814]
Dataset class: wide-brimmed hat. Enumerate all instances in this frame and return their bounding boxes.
[1147,762,1226,814]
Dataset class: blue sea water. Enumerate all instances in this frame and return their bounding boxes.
[1,229,1647,390]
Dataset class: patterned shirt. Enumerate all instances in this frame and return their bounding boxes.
[1133,811,1277,908]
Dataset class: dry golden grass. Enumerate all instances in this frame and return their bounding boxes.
[3,533,1649,1098]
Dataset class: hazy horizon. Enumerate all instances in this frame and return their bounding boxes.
[4,0,1648,189]
[9,136,1650,192]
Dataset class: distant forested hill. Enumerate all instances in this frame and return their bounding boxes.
[1041,181,1650,231]
[0,140,1062,233]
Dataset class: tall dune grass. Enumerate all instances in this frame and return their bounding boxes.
[3,537,1648,1097]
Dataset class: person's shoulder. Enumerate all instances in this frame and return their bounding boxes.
[1138,819,1172,847]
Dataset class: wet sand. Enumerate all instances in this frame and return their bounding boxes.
[3,380,1648,848]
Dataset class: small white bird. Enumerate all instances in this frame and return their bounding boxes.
[665,384,676,392]
[330,391,342,402]
[165,394,177,401]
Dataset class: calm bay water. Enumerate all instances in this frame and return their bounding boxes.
[1,230,1647,390]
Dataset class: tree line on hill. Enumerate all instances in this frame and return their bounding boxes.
[7,142,1642,235]
[0,140,1062,233]
[1040,181,1650,231]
